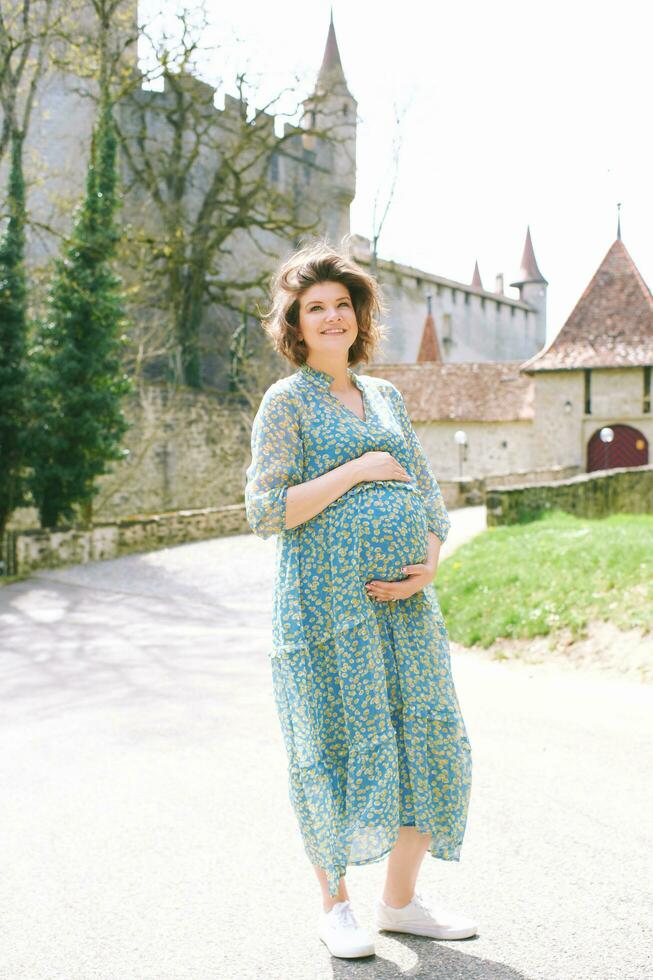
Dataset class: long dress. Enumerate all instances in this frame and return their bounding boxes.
[245,361,472,896]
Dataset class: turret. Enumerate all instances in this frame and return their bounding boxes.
[471,260,483,290]
[301,11,357,245]
[510,226,547,348]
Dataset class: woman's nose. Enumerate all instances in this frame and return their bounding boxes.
[325,308,342,321]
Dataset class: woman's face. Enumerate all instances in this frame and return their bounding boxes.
[296,280,358,358]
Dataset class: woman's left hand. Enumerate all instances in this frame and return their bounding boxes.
[365,532,442,602]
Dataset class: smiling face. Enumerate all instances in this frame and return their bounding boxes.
[296,280,359,359]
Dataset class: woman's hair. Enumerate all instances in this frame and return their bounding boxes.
[260,240,387,367]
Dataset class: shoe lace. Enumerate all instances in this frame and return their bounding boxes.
[334,900,358,929]
[412,891,437,917]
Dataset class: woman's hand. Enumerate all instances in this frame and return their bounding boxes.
[350,450,412,485]
[365,532,442,602]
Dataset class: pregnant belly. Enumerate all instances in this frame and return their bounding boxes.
[357,481,429,583]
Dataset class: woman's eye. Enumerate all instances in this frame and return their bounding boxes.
[307,301,349,311]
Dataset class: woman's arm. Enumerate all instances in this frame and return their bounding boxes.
[284,458,363,530]
[245,385,411,538]
[245,386,365,538]
[245,387,305,539]
[286,448,413,530]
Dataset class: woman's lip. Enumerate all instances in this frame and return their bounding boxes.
[321,329,346,334]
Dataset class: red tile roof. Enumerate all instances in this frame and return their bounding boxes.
[521,238,653,372]
[364,362,534,421]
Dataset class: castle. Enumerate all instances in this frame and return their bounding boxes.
[7,5,546,380]
[368,232,652,482]
[4,2,650,528]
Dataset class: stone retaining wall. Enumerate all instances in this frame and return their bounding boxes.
[2,504,250,577]
[486,464,653,525]
[440,465,581,509]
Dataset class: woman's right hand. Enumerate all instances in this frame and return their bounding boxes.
[349,451,412,486]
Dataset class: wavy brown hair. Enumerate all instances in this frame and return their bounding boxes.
[261,240,387,367]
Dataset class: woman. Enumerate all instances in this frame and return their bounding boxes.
[245,242,476,959]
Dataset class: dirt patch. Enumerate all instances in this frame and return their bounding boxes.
[453,620,653,685]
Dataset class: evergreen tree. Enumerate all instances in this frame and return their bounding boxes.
[0,133,28,538]
[28,100,131,529]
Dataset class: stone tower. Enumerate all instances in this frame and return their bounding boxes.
[8,0,139,269]
[510,226,548,348]
[301,12,357,247]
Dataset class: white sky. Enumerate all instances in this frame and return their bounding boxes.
[140,0,653,344]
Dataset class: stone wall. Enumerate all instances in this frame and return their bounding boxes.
[3,504,250,577]
[486,464,653,525]
[440,465,581,509]
[350,242,542,365]
[416,419,535,482]
[8,383,253,529]
[530,368,653,472]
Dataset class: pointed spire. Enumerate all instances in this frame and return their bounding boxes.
[417,295,442,363]
[510,226,548,287]
[471,260,483,290]
[317,10,348,90]
[617,202,622,240]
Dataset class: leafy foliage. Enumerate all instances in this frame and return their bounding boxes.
[0,134,28,535]
[27,101,131,528]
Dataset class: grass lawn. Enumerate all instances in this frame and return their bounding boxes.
[436,510,653,648]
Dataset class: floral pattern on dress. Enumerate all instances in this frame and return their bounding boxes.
[245,362,472,896]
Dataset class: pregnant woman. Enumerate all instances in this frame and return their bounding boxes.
[245,243,476,958]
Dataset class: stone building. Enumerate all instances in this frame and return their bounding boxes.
[3,4,547,379]
[351,226,547,365]
[368,232,652,483]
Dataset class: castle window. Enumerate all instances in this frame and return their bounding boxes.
[451,289,456,304]
[269,152,279,183]
[510,305,515,317]
[644,366,651,413]
[310,110,316,127]
[464,291,470,305]
[342,103,349,117]
[415,277,422,288]
[480,297,485,310]
[584,369,592,414]
[435,283,442,296]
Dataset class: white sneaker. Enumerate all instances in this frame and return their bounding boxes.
[376,891,478,940]
[318,899,376,958]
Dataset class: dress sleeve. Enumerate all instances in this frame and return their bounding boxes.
[386,383,451,544]
[245,385,304,540]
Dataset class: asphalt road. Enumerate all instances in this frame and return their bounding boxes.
[0,506,651,980]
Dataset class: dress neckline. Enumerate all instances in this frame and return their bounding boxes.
[298,362,368,424]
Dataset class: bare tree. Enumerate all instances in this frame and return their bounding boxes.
[113,4,343,389]
[0,0,61,162]
[369,100,408,277]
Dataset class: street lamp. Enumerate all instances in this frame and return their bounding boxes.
[454,429,468,479]
[599,426,614,470]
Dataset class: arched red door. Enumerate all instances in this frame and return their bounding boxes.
[587,424,649,472]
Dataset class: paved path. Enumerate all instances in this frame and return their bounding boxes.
[0,507,651,979]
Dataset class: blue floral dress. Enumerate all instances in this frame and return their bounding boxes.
[245,361,472,896]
